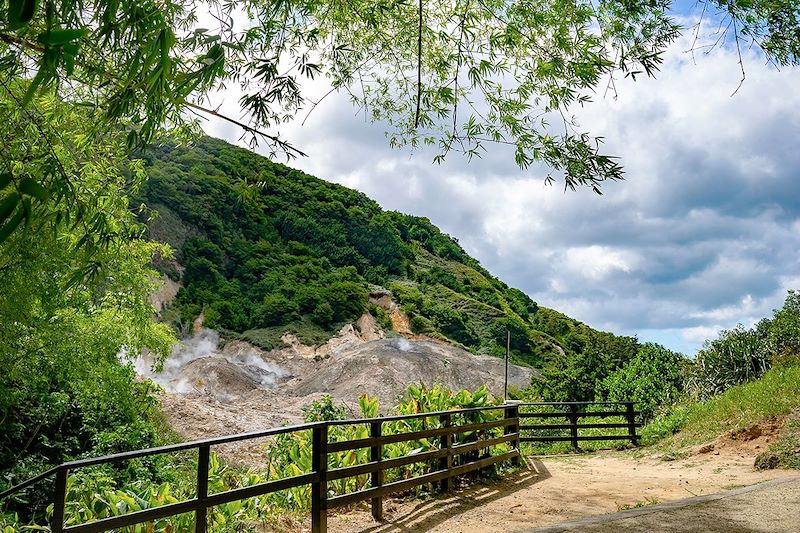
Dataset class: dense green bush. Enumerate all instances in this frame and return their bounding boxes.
[0,94,176,523]
[367,304,393,332]
[688,291,800,399]
[600,343,688,421]
[761,290,800,366]
[641,365,800,447]
[640,293,800,447]
[532,331,640,402]
[690,326,769,398]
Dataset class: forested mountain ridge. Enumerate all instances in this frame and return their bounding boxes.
[135,137,637,376]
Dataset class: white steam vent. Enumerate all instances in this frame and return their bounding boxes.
[395,338,413,352]
[132,328,287,400]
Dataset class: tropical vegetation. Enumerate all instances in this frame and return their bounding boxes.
[2,0,800,530]
[0,90,177,521]
[637,291,800,470]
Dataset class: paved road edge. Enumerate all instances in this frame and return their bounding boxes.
[517,474,800,533]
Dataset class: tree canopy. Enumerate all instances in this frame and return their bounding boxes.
[3,0,800,244]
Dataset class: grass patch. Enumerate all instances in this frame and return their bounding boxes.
[641,365,800,449]
[238,317,343,351]
[616,497,661,512]
[521,410,635,455]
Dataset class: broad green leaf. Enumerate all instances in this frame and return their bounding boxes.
[7,0,38,29]
[0,172,12,190]
[0,209,24,242]
[19,177,49,200]
[0,192,19,225]
[37,28,88,46]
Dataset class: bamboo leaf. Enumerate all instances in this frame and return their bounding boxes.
[0,192,20,225]
[8,0,38,29]
[0,172,12,190]
[0,209,24,242]
[37,28,88,46]
[19,177,49,200]
[22,68,48,107]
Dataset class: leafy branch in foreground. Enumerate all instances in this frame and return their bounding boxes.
[2,0,799,244]
[0,89,177,521]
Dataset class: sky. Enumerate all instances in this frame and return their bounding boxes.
[201,11,800,357]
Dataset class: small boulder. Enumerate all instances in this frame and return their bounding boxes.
[698,443,715,454]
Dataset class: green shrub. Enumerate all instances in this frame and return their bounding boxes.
[690,325,769,399]
[600,343,688,421]
[301,395,347,422]
[255,295,301,327]
[368,304,393,332]
[239,318,339,350]
[410,314,434,334]
[687,291,800,399]
[763,290,800,366]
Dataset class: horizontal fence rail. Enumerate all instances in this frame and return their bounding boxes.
[518,401,642,448]
[0,401,639,532]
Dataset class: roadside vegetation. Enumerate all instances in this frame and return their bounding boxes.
[2,0,800,530]
[518,291,800,463]
[635,292,800,468]
[641,365,800,448]
[0,132,638,530]
[2,121,798,528]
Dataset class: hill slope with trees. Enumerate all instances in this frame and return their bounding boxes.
[135,137,636,374]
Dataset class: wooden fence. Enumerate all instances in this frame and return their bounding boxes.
[520,401,641,447]
[0,401,640,533]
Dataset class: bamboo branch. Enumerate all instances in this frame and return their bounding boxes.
[415,0,423,129]
[185,102,307,158]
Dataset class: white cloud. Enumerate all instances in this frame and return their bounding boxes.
[563,246,639,281]
[681,326,724,345]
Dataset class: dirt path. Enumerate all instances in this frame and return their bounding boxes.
[524,476,800,532]
[329,451,796,533]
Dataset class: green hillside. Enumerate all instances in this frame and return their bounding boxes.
[134,137,635,372]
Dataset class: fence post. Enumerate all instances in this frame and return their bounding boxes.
[196,444,210,533]
[625,403,639,445]
[370,421,383,521]
[312,424,328,533]
[504,403,521,466]
[438,413,452,493]
[569,404,579,449]
[51,466,67,533]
